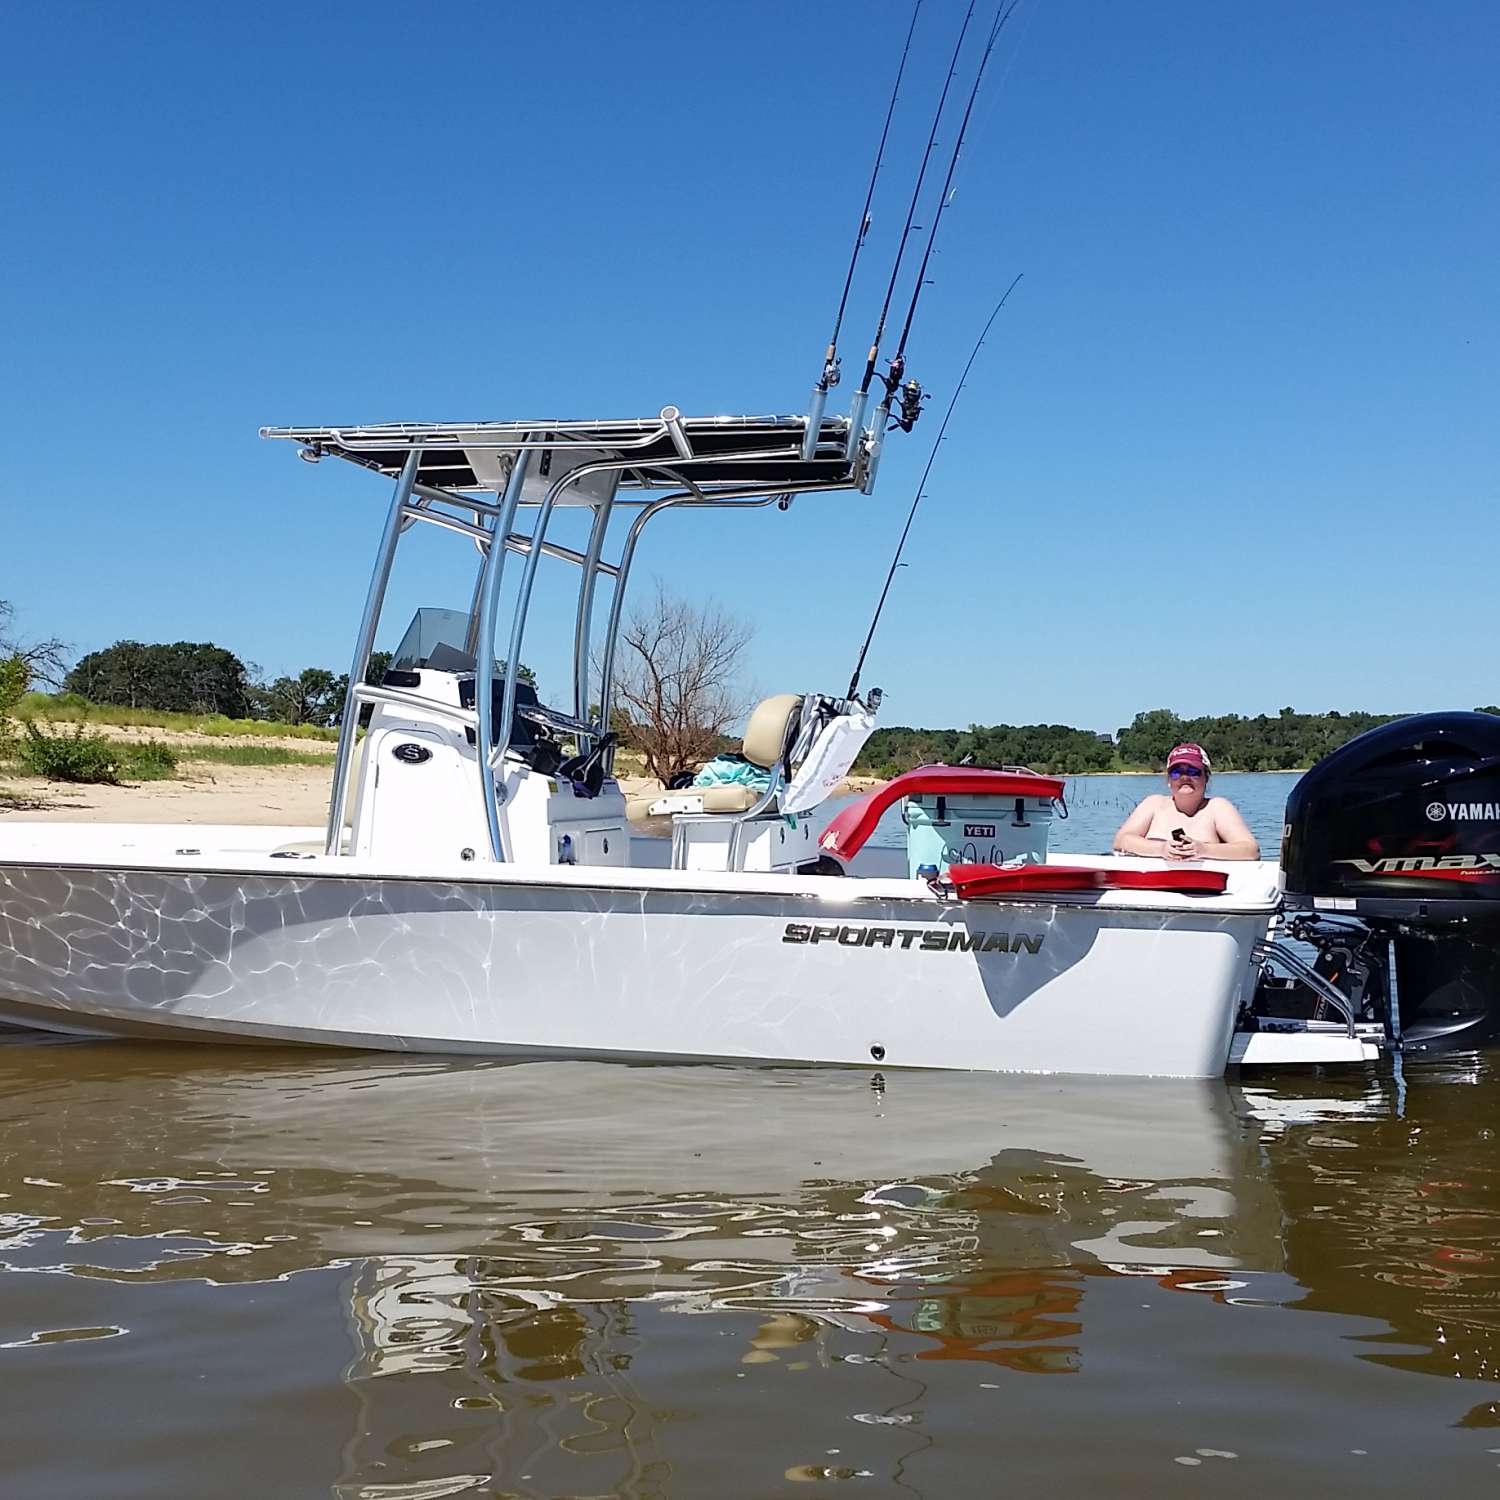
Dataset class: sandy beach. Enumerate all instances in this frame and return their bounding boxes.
[0,749,886,826]
[0,763,337,825]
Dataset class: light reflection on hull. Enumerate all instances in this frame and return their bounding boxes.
[0,854,1273,1075]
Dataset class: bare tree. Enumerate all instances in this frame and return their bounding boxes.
[609,582,753,785]
[0,600,68,691]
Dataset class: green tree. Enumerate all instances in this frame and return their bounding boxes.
[856,707,1420,777]
[1116,709,1187,767]
[857,722,1114,777]
[0,654,27,747]
[66,641,253,718]
[0,600,68,693]
[2,601,67,751]
[0,655,25,712]
[259,667,345,727]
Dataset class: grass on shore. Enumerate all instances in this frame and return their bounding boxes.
[0,734,332,784]
[175,744,334,768]
[1,723,178,785]
[17,693,339,740]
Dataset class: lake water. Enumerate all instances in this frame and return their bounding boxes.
[3,1042,1499,1496]
[1051,771,1298,855]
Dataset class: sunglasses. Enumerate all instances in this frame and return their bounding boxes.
[1167,765,1204,780]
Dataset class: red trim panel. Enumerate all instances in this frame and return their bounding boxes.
[819,766,1066,861]
[945,862,1229,900]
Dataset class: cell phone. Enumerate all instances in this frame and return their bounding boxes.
[1172,828,1189,843]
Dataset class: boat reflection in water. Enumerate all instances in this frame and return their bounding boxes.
[1,1044,1496,1494]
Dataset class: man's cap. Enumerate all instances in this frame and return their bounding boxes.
[1167,742,1210,772]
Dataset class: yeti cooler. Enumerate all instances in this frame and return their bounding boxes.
[903,790,1056,878]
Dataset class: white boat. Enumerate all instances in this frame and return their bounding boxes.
[0,406,1377,1077]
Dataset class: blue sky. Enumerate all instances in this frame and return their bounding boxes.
[2,1,1495,733]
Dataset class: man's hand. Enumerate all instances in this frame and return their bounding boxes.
[1163,837,1200,861]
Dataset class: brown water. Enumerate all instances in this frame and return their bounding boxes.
[1,1040,1498,1498]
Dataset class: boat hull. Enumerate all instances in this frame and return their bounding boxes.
[0,854,1271,1076]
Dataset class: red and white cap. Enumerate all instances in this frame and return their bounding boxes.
[1167,742,1210,773]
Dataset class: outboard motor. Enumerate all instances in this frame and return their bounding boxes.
[1281,711,1500,1050]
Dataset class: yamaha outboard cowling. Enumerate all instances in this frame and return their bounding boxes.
[1282,711,1500,1050]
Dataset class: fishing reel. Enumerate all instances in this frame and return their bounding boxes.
[894,378,926,432]
[877,355,926,432]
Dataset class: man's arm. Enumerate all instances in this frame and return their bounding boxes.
[1113,795,1171,857]
[1194,798,1260,861]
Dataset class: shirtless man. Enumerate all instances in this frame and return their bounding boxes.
[1112,742,1260,861]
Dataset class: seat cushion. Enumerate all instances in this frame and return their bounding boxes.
[626,786,764,821]
[699,784,763,813]
[742,694,803,770]
[625,795,673,836]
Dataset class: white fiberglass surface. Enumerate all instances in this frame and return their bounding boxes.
[0,856,1265,1074]
[0,825,1279,917]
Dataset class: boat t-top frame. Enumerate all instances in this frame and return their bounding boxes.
[262,405,887,860]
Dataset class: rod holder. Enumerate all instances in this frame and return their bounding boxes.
[844,389,870,462]
[860,397,893,491]
[800,386,828,462]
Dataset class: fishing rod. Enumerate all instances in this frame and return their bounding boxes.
[880,0,1021,437]
[846,273,1023,702]
[801,2,924,463]
[845,1,978,455]
[888,4,1020,411]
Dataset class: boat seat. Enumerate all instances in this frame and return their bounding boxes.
[625,694,804,828]
[687,780,768,816]
[696,784,766,813]
[625,794,662,825]
[742,694,802,772]
[691,694,802,816]
[624,781,764,822]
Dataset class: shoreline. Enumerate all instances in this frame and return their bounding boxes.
[0,761,1305,827]
[0,766,895,826]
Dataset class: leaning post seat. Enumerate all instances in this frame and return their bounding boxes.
[625,694,804,823]
[706,693,803,813]
[633,693,831,873]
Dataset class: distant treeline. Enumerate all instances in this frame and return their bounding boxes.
[61,641,395,727]
[13,620,1499,776]
[856,706,1500,777]
[55,640,533,728]
[856,724,1116,777]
